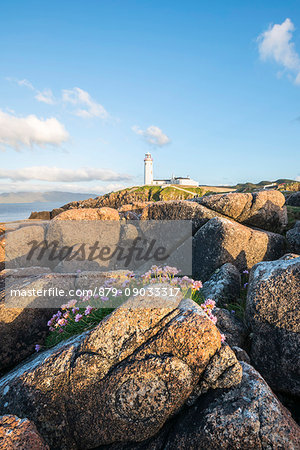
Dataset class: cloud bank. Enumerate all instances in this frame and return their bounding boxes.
[257,18,300,84]
[0,110,69,150]
[132,125,170,146]
[0,166,132,182]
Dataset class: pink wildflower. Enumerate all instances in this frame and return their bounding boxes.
[220,334,226,343]
[85,305,93,316]
[192,280,203,290]
[57,318,68,326]
[66,299,77,308]
[75,314,83,322]
[204,299,216,309]
[35,344,41,352]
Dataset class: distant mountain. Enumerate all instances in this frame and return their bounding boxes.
[0,191,98,204]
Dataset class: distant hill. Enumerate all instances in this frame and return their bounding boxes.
[234,179,299,192]
[0,191,98,204]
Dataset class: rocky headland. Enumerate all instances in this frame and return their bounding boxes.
[0,188,299,449]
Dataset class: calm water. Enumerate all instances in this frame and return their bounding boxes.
[0,202,65,222]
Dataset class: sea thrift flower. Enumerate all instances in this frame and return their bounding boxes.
[243,270,249,274]
[66,299,77,308]
[192,280,203,290]
[101,296,109,302]
[206,299,216,307]
[57,318,68,326]
[126,271,135,279]
[141,271,152,282]
[72,307,79,314]
[85,305,93,316]
[35,344,41,352]
[75,314,83,322]
[220,334,226,343]
[163,266,179,277]
[209,314,217,325]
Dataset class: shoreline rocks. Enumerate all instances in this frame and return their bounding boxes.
[193,217,286,281]
[194,190,288,232]
[246,257,300,397]
[0,293,240,449]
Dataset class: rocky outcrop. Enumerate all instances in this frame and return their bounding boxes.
[0,292,240,449]
[0,236,4,271]
[0,415,49,450]
[118,201,152,219]
[5,225,46,269]
[61,186,203,212]
[287,191,300,207]
[141,200,224,233]
[97,207,120,220]
[287,221,300,254]
[246,257,300,397]
[29,211,51,220]
[195,190,287,232]
[214,308,246,348]
[47,208,121,271]
[129,362,300,450]
[0,269,74,374]
[193,217,286,281]
[53,207,119,221]
[201,263,241,302]
[50,208,65,219]
[280,252,300,260]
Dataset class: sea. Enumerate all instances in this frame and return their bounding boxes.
[0,202,65,223]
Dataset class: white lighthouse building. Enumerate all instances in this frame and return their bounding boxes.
[143,152,198,186]
[144,152,153,185]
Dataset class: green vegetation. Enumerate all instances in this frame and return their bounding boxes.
[287,206,300,230]
[125,185,204,201]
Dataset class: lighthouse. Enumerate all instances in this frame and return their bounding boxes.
[144,152,153,185]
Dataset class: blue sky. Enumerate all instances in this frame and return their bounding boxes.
[0,0,300,194]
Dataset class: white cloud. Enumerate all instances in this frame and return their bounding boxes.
[132,125,171,146]
[296,175,300,181]
[0,166,132,182]
[0,110,69,150]
[16,79,34,90]
[0,181,128,194]
[35,89,55,105]
[8,78,56,104]
[257,18,300,84]
[62,87,109,119]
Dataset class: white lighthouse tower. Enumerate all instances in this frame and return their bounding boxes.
[144,152,153,185]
